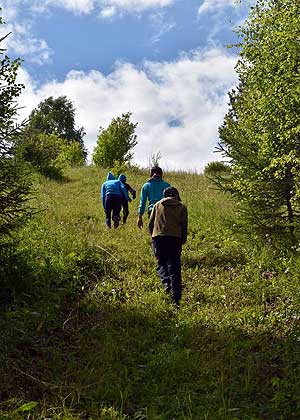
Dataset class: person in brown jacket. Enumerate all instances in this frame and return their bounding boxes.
[148,186,188,306]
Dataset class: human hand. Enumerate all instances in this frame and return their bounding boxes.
[137,216,143,229]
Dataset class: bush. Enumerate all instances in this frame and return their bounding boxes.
[204,161,230,176]
[20,130,87,177]
[55,141,86,168]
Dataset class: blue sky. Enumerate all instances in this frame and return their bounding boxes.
[1,0,252,170]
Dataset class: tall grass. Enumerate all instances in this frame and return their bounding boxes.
[1,166,300,419]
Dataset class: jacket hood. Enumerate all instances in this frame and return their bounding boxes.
[106,172,115,180]
[160,197,181,207]
[118,173,126,183]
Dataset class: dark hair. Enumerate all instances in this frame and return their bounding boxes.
[163,186,181,201]
[150,166,163,178]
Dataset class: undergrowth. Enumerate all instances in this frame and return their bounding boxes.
[1,166,300,419]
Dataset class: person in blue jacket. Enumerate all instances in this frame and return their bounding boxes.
[137,166,170,229]
[101,172,129,228]
[118,174,136,223]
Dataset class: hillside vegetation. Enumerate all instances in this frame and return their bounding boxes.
[1,166,300,420]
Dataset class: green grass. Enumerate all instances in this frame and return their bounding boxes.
[1,166,300,419]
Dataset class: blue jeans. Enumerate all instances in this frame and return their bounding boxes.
[152,236,182,304]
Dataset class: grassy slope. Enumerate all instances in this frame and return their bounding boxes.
[1,166,300,420]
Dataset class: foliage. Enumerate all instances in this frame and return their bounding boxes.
[111,159,128,177]
[0,17,32,239]
[18,132,66,178]
[92,112,138,168]
[56,141,86,168]
[217,0,300,244]
[26,95,87,161]
[204,160,230,177]
[19,132,86,178]
[2,166,300,419]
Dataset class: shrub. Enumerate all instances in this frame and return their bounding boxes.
[19,131,66,178]
[204,161,230,176]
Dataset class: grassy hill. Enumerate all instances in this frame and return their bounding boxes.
[1,166,300,419]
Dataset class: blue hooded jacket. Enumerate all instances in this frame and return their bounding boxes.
[118,174,126,183]
[138,177,170,215]
[101,172,128,209]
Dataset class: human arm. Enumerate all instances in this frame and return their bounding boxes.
[138,183,148,216]
[125,182,136,200]
[120,181,129,202]
[128,185,136,199]
[148,205,156,235]
[137,214,143,229]
[181,206,188,244]
[101,184,106,210]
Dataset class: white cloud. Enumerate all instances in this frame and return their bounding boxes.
[17,48,237,171]
[198,0,236,15]
[30,0,94,14]
[99,6,117,18]
[99,0,174,16]
[149,11,176,44]
[0,0,177,62]
[0,2,53,64]
[2,0,175,17]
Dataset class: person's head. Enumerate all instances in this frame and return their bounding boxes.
[163,186,181,201]
[118,174,126,183]
[150,166,163,179]
[107,172,115,180]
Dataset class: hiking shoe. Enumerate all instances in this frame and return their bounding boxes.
[165,285,171,294]
[113,215,120,228]
[171,299,180,308]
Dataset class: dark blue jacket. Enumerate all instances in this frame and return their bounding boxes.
[101,172,128,209]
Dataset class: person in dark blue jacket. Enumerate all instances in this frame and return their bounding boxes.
[118,174,136,223]
[101,172,128,228]
[137,166,170,229]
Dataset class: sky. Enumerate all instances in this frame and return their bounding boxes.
[0,0,252,171]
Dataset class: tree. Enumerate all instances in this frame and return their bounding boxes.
[217,0,300,244]
[26,96,87,161]
[0,20,32,238]
[92,112,138,168]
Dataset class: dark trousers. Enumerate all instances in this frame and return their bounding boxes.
[121,196,129,223]
[152,236,182,304]
[105,195,122,228]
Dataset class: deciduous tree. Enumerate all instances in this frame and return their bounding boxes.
[92,112,138,168]
[26,95,87,161]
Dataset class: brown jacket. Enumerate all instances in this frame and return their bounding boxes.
[148,197,188,243]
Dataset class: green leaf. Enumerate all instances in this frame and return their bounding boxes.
[17,401,38,412]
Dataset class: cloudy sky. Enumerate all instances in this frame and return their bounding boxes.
[1,0,252,171]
